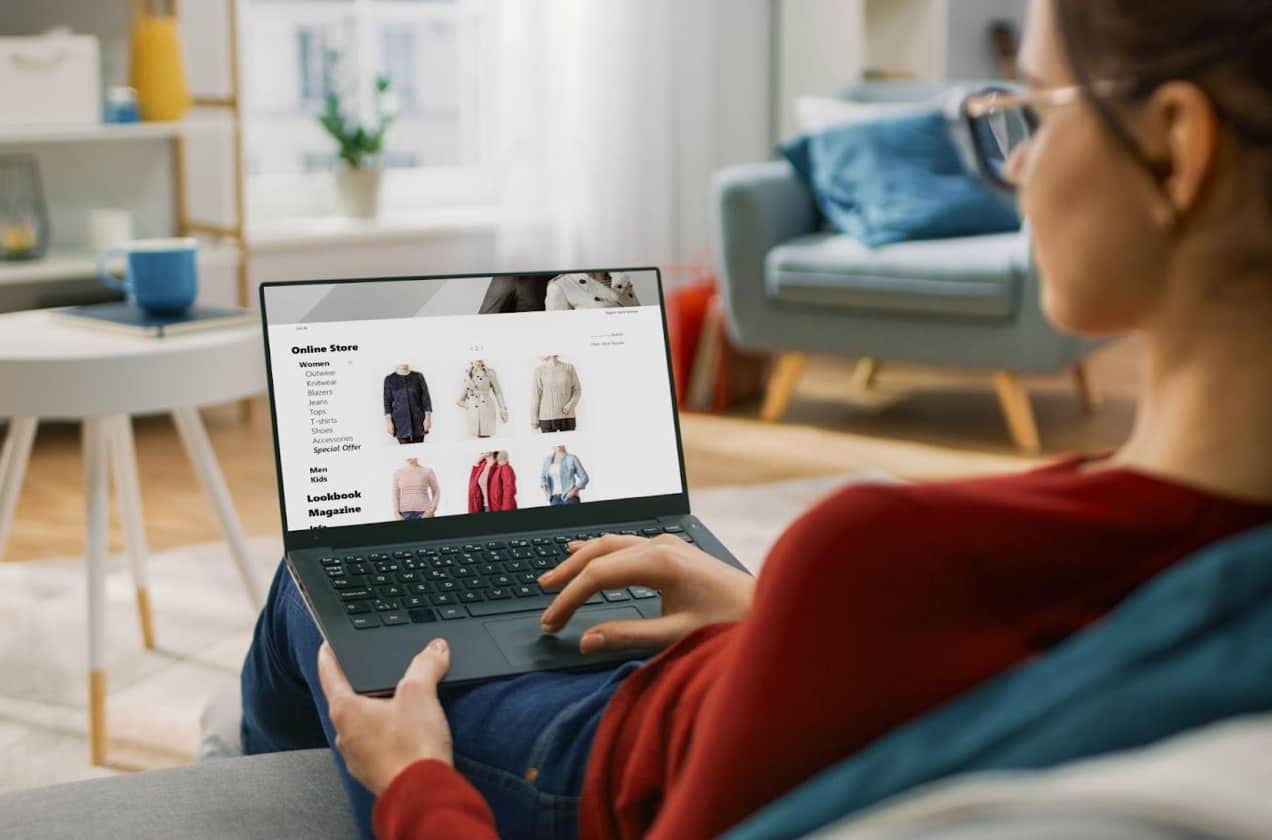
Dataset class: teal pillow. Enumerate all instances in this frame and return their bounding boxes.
[779,109,1020,248]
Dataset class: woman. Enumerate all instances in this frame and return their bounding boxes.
[241,2,1272,838]
[390,457,439,521]
[541,445,589,505]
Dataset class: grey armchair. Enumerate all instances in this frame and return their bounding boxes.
[711,81,1103,452]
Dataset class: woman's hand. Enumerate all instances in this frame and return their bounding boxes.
[538,534,755,654]
[317,639,454,796]
[385,418,395,437]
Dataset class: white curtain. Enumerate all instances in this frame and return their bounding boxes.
[490,0,725,275]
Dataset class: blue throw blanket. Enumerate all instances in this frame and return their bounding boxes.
[727,523,1272,839]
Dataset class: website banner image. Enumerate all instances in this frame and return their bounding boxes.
[264,271,683,531]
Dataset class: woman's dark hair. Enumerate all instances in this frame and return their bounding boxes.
[1053,0,1272,201]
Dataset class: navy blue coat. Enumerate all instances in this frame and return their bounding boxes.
[384,371,431,440]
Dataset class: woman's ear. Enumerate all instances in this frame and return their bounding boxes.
[1144,80,1220,223]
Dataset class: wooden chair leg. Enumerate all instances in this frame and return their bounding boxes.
[852,357,881,392]
[992,371,1042,453]
[760,352,808,422]
[1072,362,1101,414]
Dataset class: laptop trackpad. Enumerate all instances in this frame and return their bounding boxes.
[485,607,642,669]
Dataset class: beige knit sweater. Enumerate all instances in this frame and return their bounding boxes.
[531,360,582,423]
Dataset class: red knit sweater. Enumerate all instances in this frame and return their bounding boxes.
[373,459,1272,839]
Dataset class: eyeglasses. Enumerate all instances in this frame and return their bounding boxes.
[961,81,1128,191]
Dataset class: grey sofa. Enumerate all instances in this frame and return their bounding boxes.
[0,749,353,840]
[712,81,1103,452]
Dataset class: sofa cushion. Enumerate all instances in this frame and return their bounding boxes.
[777,109,1022,248]
[766,231,1027,320]
[0,749,354,840]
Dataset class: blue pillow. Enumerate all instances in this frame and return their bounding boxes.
[779,109,1020,248]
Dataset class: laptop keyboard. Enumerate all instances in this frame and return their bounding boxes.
[318,523,691,630]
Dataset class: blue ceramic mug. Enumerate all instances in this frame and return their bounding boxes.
[97,237,198,315]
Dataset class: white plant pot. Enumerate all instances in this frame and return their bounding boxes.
[335,167,383,219]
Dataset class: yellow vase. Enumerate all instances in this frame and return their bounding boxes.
[129,7,191,122]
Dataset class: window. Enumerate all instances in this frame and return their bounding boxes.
[242,0,493,216]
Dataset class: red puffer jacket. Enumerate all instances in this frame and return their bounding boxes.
[468,460,517,512]
[489,463,517,511]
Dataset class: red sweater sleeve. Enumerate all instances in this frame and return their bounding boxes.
[373,759,498,840]
[644,484,1033,838]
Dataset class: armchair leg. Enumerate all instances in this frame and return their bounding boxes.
[853,358,881,392]
[1071,362,1101,414]
[993,371,1042,453]
[761,353,807,422]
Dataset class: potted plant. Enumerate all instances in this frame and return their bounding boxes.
[319,53,397,219]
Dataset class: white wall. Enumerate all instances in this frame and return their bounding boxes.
[777,0,865,139]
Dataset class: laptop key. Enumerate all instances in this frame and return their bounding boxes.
[345,601,371,614]
[513,585,538,598]
[518,572,539,584]
[439,606,466,620]
[489,574,514,588]
[350,615,380,630]
[430,593,457,607]
[330,577,366,590]
[373,599,399,611]
[466,595,553,617]
[409,608,438,624]
[409,582,433,595]
[487,587,512,600]
[381,611,410,626]
[503,559,527,572]
[347,562,370,576]
[339,588,374,601]
[379,585,405,598]
[663,525,684,533]
[629,586,659,599]
[603,589,631,602]
[460,590,484,604]
[585,593,605,605]
[370,574,392,586]
[320,556,341,566]
[403,596,428,609]
[641,527,662,536]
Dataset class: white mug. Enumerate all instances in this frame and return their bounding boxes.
[87,209,134,254]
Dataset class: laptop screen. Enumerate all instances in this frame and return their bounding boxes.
[260,270,685,534]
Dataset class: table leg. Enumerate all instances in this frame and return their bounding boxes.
[0,416,38,562]
[83,417,110,766]
[108,415,155,650]
[171,406,264,609]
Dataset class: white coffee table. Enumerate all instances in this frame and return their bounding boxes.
[0,309,268,766]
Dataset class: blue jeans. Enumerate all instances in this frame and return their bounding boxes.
[549,494,580,506]
[241,560,639,840]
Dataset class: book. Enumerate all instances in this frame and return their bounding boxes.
[53,302,256,338]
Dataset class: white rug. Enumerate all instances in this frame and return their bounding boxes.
[0,472,889,795]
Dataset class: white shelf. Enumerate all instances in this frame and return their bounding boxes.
[0,119,225,146]
[0,244,239,287]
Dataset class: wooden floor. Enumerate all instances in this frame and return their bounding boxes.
[0,338,1139,563]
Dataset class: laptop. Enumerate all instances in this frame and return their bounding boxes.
[259,268,745,694]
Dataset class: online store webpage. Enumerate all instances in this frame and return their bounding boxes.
[263,271,684,531]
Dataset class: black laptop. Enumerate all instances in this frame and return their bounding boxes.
[259,268,744,694]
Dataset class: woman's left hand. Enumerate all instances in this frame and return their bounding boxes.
[317,639,455,795]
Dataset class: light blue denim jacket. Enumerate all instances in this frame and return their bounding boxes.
[540,453,589,496]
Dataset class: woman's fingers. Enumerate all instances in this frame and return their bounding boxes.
[317,642,354,703]
[540,548,672,633]
[578,613,695,654]
[540,533,644,588]
[396,638,450,700]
